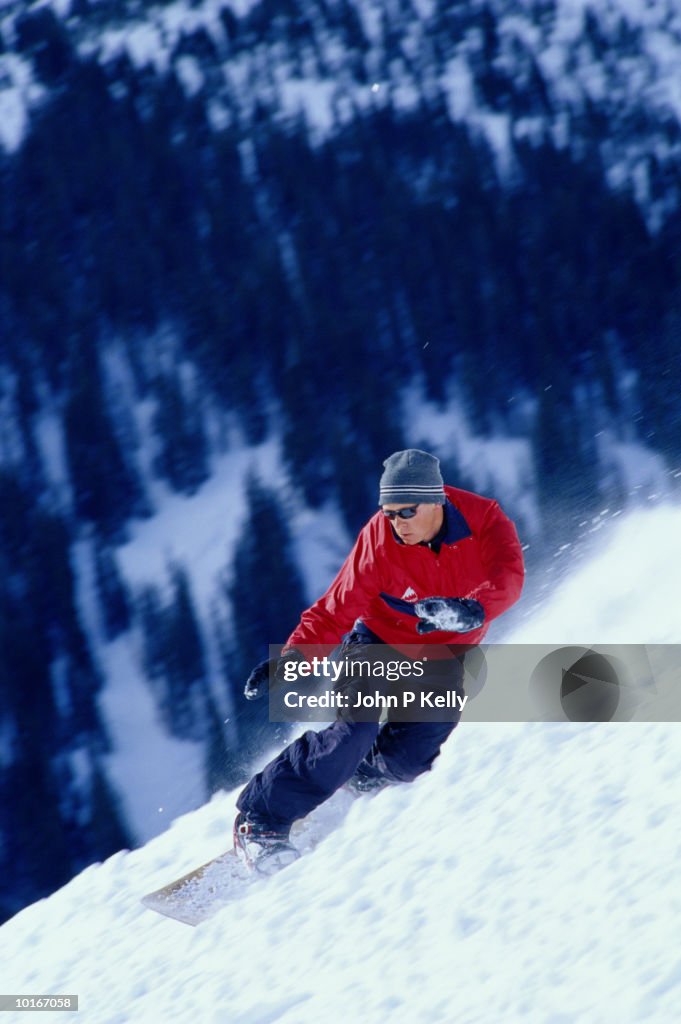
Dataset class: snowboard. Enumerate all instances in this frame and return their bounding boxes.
[141,848,252,926]
[141,791,355,926]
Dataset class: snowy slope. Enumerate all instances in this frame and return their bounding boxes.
[508,503,681,645]
[2,502,681,1023]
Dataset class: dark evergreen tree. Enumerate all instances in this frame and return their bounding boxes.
[166,563,208,712]
[14,7,76,86]
[94,540,131,641]
[532,385,601,549]
[138,584,168,683]
[0,751,73,923]
[137,564,209,741]
[0,468,130,923]
[83,761,133,861]
[224,475,307,762]
[0,473,105,751]
[203,697,254,794]
[152,372,210,495]
[636,303,681,464]
[63,350,147,540]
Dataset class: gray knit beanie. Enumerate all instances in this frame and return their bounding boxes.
[378,449,445,506]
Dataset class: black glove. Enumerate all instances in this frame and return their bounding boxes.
[243,650,304,700]
[413,597,485,635]
[244,658,275,700]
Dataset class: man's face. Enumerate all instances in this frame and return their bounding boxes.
[382,503,444,545]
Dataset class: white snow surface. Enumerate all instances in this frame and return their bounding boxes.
[511,504,681,645]
[3,503,681,1022]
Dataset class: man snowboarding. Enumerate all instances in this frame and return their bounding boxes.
[234,449,524,872]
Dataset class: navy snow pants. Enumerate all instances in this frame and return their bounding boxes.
[236,626,465,831]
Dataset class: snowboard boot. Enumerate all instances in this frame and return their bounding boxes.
[344,762,397,796]
[233,812,300,875]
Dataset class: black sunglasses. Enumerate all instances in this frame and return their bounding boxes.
[382,505,420,520]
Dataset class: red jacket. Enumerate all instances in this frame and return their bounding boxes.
[287,485,524,656]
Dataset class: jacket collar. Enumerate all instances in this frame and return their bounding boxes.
[441,498,473,544]
[390,499,472,548]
